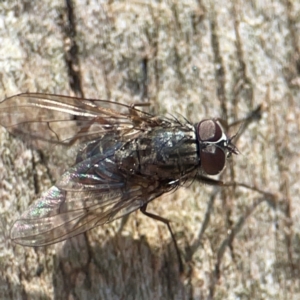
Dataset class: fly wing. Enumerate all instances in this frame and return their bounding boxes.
[10,188,152,246]
[10,150,168,246]
[0,93,158,149]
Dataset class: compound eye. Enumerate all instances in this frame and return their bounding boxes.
[200,146,226,175]
[198,119,222,142]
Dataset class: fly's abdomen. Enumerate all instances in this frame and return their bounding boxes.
[115,126,199,180]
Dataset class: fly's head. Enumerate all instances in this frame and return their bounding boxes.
[195,119,239,176]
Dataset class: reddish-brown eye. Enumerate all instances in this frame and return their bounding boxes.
[200,146,226,175]
[197,119,222,142]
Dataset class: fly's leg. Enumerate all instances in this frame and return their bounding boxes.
[217,104,263,144]
[194,174,224,186]
[140,204,184,273]
[228,104,262,129]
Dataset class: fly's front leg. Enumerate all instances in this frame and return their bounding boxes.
[140,204,184,273]
[228,104,263,129]
[217,104,263,144]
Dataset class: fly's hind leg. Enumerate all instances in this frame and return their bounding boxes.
[140,204,184,273]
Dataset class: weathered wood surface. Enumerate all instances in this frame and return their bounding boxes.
[0,1,299,299]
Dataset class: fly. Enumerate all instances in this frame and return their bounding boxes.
[0,93,238,271]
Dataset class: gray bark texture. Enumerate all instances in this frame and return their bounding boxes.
[0,0,300,299]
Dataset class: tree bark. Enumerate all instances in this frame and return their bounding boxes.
[0,0,299,299]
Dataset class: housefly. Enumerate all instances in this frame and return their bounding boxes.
[0,93,238,270]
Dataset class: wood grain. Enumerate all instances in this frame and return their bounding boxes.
[0,0,299,299]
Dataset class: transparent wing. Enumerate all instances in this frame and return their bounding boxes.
[0,93,159,149]
[10,151,168,246]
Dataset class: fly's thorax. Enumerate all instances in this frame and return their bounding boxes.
[114,125,199,180]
